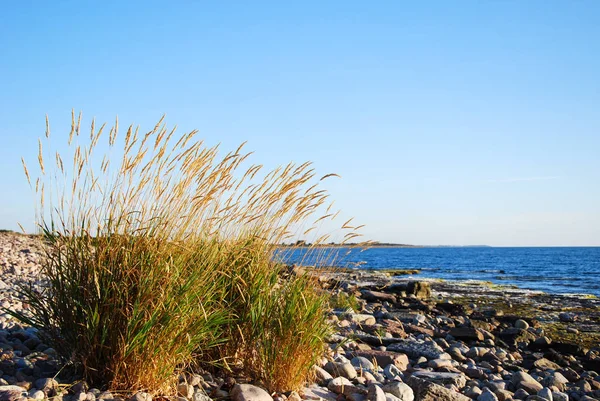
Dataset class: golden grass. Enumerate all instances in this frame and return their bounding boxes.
[14,112,363,394]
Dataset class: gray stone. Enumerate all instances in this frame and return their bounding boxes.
[327,377,362,396]
[429,359,453,369]
[301,386,338,401]
[34,379,58,393]
[352,357,375,371]
[347,393,366,401]
[28,390,45,400]
[382,382,414,401]
[0,386,27,401]
[450,327,484,342]
[514,319,529,330]
[313,366,333,385]
[551,392,568,401]
[411,371,467,388]
[128,393,152,401]
[352,350,409,370]
[477,388,498,401]
[511,371,542,391]
[406,376,470,401]
[388,340,450,360]
[177,384,194,399]
[537,387,553,401]
[558,312,576,322]
[231,385,272,401]
[192,392,211,401]
[406,282,431,299]
[367,385,386,401]
[533,358,561,371]
[384,364,402,380]
[324,361,358,380]
[348,314,377,326]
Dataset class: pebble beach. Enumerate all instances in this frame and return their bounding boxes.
[1,232,599,401]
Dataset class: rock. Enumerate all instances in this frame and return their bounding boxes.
[498,328,536,345]
[313,366,333,385]
[383,364,402,379]
[537,387,553,400]
[230,385,272,401]
[551,392,568,401]
[351,356,375,371]
[429,358,453,369]
[511,371,540,388]
[477,388,498,401]
[287,392,301,401]
[406,376,470,401]
[388,340,450,360]
[348,314,377,326]
[534,358,561,371]
[513,388,529,399]
[449,327,484,342]
[128,393,152,401]
[542,372,569,391]
[178,383,194,399]
[34,378,58,394]
[327,377,360,396]
[367,384,386,401]
[324,361,358,380]
[302,386,338,401]
[361,291,397,304]
[28,390,45,400]
[348,394,367,401]
[411,371,467,388]
[0,385,27,401]
[514,319,529,330]
[519,380,543,394]
[382,382,414,401]
[558,313,576,323]
[494,389,513,401]
[352,350,409,370]
[406,282,431,299]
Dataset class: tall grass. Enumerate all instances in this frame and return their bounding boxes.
[16,112,362,394]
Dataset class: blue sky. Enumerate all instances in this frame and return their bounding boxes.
[1,1,599,246]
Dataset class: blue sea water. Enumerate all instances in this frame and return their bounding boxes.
[279,247,600,297]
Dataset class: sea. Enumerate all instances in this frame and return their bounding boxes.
[278,246,600,297]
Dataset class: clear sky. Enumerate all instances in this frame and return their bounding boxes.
[1,1,599,246]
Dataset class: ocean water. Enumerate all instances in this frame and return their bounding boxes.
[278,247,600,297]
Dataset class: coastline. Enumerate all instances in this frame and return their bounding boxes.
[1,231,600,401]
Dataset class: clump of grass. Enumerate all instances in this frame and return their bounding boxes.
[329,291,361,312]
[16,112,362,394]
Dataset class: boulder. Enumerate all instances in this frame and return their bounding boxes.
[231,384,273,401]
[361,290,397,304]
[406,376,470,401]
[449,327,484,342]
[382,382,414,401]
[411,371,467,388]
[388,340,450,360]
[351,350,409,370]
[406,282,431,299]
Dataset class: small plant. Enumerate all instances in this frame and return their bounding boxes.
[329,291,361,312]
[16,113,363,394]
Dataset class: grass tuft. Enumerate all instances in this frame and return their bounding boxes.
[13,113,363,394]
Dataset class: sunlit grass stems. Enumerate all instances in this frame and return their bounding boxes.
[17,112,363,394]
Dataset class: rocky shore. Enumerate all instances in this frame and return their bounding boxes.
[0,232,599,401]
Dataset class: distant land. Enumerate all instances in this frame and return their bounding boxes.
[282,240,492,248]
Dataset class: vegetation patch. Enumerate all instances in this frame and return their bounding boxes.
[13,113,362,395]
